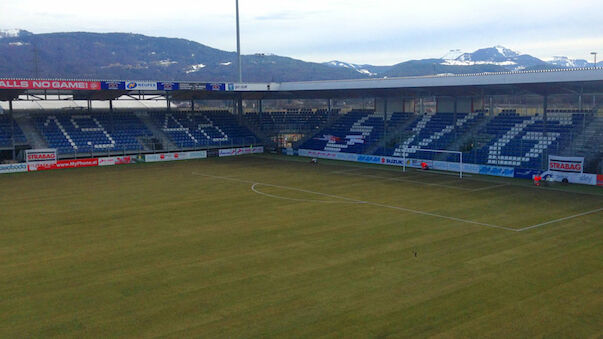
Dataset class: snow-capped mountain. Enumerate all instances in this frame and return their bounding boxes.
[440,46,547,71]
[546,56,591,68]
[324,61,378,76]
[0,29,33,39]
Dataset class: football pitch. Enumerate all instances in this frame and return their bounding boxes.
[1,154,602,337]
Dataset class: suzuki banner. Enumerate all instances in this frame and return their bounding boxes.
[548,155,584,173]
[219,146,264,157]
[26,149,57,165]
[29,158,99,171]
[0,79,101,90]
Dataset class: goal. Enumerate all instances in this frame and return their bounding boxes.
[400,148,464,178]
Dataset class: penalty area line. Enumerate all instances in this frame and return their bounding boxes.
[191,171,515,232]
[517,207,603,232]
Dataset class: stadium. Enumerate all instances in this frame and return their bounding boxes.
[1,36,603,337]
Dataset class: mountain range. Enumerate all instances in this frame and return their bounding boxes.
[0,29,599,82]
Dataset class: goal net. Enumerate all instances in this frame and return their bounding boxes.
[400,147,464,178]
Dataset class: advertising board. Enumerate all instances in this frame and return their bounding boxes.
[100,81,125,90]
[540,170,597,185]
[0,79,101,90]
[548,155,584,173]
[124,81,158,91]
[206,83,226,91]
[144,150,207,162]
[598,175,603,187]
[29,158,99,171]
[514,168,541,179]
[218,146,264,157]
[98,156,133,166]
[26,149,57,165]
[0,163,28,174]
[157,82,180,91]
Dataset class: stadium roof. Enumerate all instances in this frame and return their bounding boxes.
[1,68,602,103]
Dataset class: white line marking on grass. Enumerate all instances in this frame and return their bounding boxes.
[191,172,514,232]
[255,155,603,197]
[516,207,603,232]
[338,171,474,191]
[471,184,508,192]
[251,183,364,204]
[330,168,362,174]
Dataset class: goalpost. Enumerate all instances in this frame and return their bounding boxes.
[401,148,464,178]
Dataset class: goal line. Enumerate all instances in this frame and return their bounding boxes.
[401,148,464,178]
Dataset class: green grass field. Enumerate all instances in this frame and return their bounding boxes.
[1,155,602,337]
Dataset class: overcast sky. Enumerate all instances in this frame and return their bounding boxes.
[1,0,602,65]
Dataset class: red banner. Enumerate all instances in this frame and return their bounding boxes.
[0,79,101,91]
[29,158,99,171]
[597,175,603,187]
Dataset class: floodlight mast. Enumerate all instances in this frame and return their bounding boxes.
[236,0,242,82]
[591,52,597,69]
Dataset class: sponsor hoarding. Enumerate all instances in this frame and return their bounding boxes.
[514,168,541,179]
[100,81,126,90]
[298,149,514,178]
[0,163,27,174]
[226,83,271,91]
[144,150,207,162]
[124,81,158,91]
[98,156,133,166]
[0,79,101,90]
[218,146,264,157]
[598,175,603,187]
[548,155,584,173]
[26,149,57,165]
[29,158,99,171]
[540,170,597,185]
[157,82,180,91]
[206,83,226,91]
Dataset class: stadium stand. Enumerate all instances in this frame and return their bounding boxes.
[32,112,153,154]
[300,110,587,170]
[149,111,257,148]
[300,109,387,154]
[461,112,585,168]
[244,109,331,132]
[0,115,27,147]
[385,112,483,159]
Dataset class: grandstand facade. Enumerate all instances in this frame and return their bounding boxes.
[1,68,602,173]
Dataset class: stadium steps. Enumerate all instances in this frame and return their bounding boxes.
[235,114,274,147]
[445,113,492,153]
[364,113,419,155]
[14,113,47,149]
[292,111,344,149]
[136,112,177,150]
[561,115,603,172]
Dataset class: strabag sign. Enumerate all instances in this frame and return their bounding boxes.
[26,149,57,165]
[0,79,100,90]
[218,146,264,157]
[548,155,583,173]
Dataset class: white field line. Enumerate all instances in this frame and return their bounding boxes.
[470,183,508,192]
[251,183,363,204]
[191,172,515,231]
[336,171,474,191]
[516,207,603,232]
[255,155,603,197]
